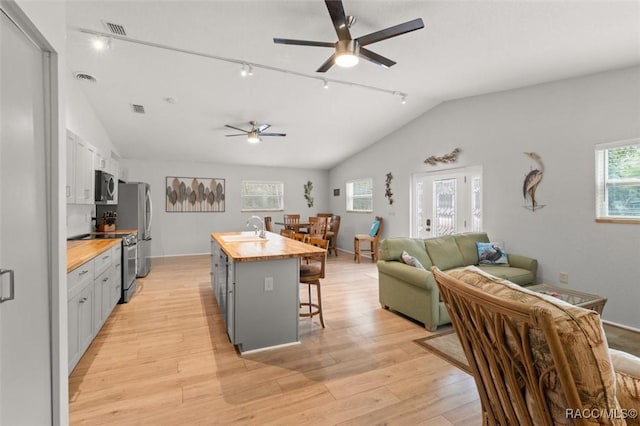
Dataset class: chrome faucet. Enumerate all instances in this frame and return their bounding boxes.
[246,216,266,238]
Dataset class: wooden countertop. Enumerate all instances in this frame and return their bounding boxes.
[89,229,137,235]
[211,231,325,262]
[67,239,121,273]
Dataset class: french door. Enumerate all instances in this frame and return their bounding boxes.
[412,167,482,238]
[1,5,53,424]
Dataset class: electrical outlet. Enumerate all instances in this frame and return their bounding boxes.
[264,277,274,292]
[559,272,569,284]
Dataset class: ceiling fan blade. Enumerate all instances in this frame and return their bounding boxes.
[356,18,424,46]
[273,38,335,48]
[225,124,249,133]
[225,134,247,137]
[260,133,287,137]
[359,47,396,68]
[325,0,351,41]
[316,53,336,73]
[258,124,271,132]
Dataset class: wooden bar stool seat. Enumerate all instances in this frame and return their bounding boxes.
[299,237,328,328]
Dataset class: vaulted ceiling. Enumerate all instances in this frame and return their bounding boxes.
[66,1,640,169]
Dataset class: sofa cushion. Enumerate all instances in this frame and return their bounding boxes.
[379,238,433,269]
[447,266,622,423]
[477,265,534,286]
[454,232,489,265]
[425,235,464,270]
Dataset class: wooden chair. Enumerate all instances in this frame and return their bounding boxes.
[279,229,295,239]
[307,216,328,239]
[354,216,383,263]
[316,213,333,219]
[264,216,272,232]
[292,232,308,243]
[283,214,300,230]
[299,237,328,328]
[325,215,340,256]
[431,267,627,426]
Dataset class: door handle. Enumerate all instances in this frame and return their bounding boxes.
[0,269,15,303]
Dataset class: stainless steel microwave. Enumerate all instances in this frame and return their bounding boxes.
[95,170,116,202]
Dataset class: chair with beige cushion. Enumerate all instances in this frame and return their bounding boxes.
[354,216,383,263]
[432,266,640,425]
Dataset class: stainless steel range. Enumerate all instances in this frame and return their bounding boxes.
[120,234,137,303]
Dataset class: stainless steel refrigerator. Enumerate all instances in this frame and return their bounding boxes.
[117,182,152,277]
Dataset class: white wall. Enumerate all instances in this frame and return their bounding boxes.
[330,66,640,329]
[120,158,330,256]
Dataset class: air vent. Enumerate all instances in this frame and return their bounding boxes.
[73,72,97,83]
[102,21,127,36]
[131,104,145,114]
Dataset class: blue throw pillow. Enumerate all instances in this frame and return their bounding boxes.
[368,220,380,237]
[476,242,509,266]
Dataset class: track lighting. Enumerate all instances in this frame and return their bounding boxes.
[401,94,407,104]
[323,79,329,89]
[247,64,253,76]
[92,36,111,51]
[240,63,248,77]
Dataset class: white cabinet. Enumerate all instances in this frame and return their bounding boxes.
[66,130,76,203]
[67,260,94,371]
[68,244,122,373]
[66,129,96,205]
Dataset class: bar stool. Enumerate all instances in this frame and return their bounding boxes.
[299,237,328,328]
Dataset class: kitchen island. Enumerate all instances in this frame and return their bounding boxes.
[211,231,325,353]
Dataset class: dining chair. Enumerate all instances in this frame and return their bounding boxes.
[299,237,328,328]
[316,213,333,218]
[325,215,340,256]
[283,214,301,230]
[280,229,295,239]
[354,216,383,263]
[264,216,272,232]
[308,216,328,239]
[292,232,309,243]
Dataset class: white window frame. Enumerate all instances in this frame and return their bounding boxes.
[346,178,373,213]
[241,180,284,212]
[595,138,640,223]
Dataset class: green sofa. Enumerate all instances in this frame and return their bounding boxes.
[377,232,537,331]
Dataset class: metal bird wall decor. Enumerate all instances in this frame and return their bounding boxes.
[523,152,545,211]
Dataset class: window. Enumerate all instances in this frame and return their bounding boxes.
[346,178,373,212]
[241,181,284,211]
[595,139,640,222]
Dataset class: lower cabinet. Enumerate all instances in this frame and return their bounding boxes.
[68,244,122,374]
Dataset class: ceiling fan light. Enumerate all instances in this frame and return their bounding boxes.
[335,40,359,68]
[247,131,261,144]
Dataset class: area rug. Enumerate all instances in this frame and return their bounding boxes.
[414,330,471,374]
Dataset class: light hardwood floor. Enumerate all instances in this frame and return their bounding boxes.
[69,253,481,425]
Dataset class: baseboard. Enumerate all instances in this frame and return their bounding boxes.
[602,319,640,334]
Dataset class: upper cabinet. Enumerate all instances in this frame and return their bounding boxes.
[66,129,118,205]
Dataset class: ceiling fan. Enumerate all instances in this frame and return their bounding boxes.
[225,121,286,143]
[274,0,424,73]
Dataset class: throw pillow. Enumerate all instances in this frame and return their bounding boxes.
[401,250,426,270]
[476,242,509,266]
[368,220,380,237]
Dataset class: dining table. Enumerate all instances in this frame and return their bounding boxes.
[274,221,310,232]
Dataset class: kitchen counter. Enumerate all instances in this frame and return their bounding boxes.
[67,239,121,272]
[210,231,326,353]
[211,231,325,262]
